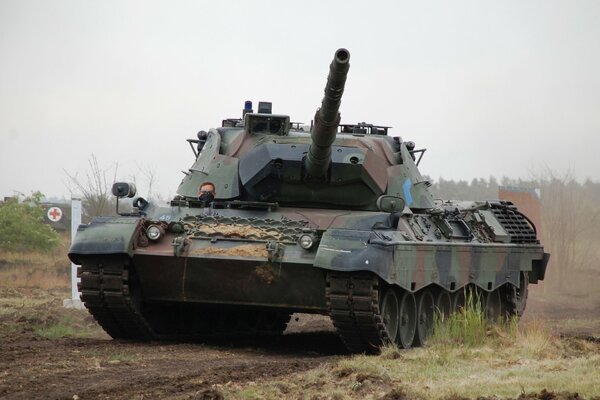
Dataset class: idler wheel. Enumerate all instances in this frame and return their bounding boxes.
[397,291,416,349]
[414,289,435,346]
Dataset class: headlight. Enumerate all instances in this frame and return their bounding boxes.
[170,222,184,234]
[147,224,164,241]
[298,234,315,250]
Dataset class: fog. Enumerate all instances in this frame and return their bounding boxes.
[1,1,599,200]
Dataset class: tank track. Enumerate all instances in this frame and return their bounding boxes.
[327,271,529,354]
[78,257,156,340]
[326,271,390,354]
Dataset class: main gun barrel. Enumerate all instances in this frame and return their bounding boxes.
[305,48,350,180]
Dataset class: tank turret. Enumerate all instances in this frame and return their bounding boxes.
[305,48,350,181]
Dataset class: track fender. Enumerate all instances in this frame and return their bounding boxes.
[315,229,547,293]
[68,216,141,264]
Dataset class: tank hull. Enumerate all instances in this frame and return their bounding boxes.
[70,203,548,350]
[132,252,327,312]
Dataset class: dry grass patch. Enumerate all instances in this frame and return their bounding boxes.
[0,287,106,339]
[0,232,71,289]
[222,308,600,400]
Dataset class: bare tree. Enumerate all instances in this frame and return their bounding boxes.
[64,154,118,217]
[133,162,158,201]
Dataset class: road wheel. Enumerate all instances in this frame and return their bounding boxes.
[380,287,400,344]
[436,290,453,321]
[474,287,487,313]
[452,288,467,312]
[397,291,416,349]
[485,289,503,322]
[414,289,435,346]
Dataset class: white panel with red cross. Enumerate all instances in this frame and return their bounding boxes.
[47,206,63,222]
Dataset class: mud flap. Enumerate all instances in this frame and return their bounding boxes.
[530,252,550,283]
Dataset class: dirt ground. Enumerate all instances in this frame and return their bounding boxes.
[0,287,345,400]
[1,284,599,400]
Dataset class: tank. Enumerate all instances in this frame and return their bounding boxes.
[69,48,549,353]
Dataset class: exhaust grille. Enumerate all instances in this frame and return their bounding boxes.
[490,201,538,244]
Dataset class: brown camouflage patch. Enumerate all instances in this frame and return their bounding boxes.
[254,263,277,284]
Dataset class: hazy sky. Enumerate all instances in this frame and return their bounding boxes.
[1,1,599,200]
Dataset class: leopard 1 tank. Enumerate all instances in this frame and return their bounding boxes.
[69,48,549,353]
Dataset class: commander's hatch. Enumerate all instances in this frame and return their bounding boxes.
[245,113,290,136]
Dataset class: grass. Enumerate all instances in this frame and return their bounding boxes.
[0,287,107,340]
[107,351,137,363]
[0,234,102,339]
[79,349,138,365]
[31,314,98,339]
[220,296,600,400]
[0,231,71,289]
[0,266,71,289]
[34,321,79,339]
[428,288,520,349]
[222,332,600,399]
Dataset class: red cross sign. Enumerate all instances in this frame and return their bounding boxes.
[47,207,63,222]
